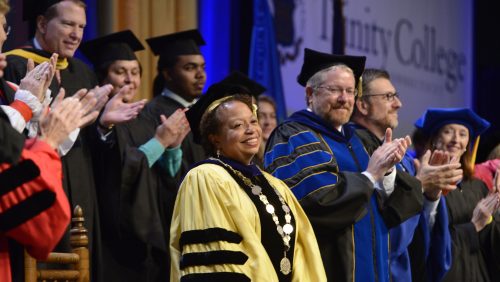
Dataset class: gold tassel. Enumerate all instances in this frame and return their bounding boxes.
[357,76,363,98]
[471,135,480,171]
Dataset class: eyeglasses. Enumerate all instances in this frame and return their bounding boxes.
[3,24,10,36]
[364,92,400,102]
[315,85,358,97]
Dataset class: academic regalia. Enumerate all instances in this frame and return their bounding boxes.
[264,110,422,281]
[143,29,208,169]
[0,77,17,106]
[414,108,499,282]
[4,40,102,281]
[0,138,71,282]
[89,71,264,281]
[80,30,166,282]
[80,29,145,85]
[0,108,24,164]
[140,96,206,171]
[170,157,326,281]
[89,122,169,282]
[265,48,422,281]
[441,179,499,282]
[353,124,452,282]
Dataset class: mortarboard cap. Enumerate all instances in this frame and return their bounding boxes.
[186,72,265,143]
[146,29,205,68]
[215,71,267,98]
[297,48,366,88]
[415,108,490,139]
[79,30,144,67]
[23,0,64,21]
[415,107,491,169]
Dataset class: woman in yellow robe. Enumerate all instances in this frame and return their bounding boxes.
[170,92,326,281]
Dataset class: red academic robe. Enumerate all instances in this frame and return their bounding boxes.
[0,139,70,282]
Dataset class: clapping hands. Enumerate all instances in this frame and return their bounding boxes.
[19,54,58,103]
[367,128,411,181]
[154,109,190,148]
[98,85,147,129]
[415,150,463,200]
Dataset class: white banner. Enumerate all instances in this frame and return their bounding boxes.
[273,0,473,136]
[344,0,473,136]
[272,0,334,115]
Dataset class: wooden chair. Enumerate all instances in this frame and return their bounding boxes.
[24,205,90,282]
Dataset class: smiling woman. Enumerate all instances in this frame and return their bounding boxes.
[169,79,326,281]
[415,108,500,282]
[201,95,261,165]
[79,29,144,99]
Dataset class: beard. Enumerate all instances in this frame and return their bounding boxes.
[322,107,353,128]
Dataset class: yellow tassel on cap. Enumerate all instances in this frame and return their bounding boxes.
[471,136,480,173]
[357,76,363,98]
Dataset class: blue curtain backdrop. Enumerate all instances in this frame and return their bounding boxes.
[248,0,287,121]
[74,0,98,64]
[198,0,232,92]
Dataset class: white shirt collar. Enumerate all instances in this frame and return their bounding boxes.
[33,38,42,50]
[161,88,198,108]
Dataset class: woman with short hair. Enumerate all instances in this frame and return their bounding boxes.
[170,91,326,281]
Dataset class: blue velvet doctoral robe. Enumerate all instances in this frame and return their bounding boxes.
[264,110,422,282]
[353,124,452,282]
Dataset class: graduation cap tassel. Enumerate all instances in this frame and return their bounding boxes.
[357,76,363,98]
[470,135,480,173]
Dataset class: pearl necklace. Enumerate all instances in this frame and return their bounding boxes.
[210,157,294,275]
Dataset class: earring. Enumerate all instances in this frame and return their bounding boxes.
[216,149,220,158]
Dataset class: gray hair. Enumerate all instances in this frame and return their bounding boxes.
[306,64,354,89]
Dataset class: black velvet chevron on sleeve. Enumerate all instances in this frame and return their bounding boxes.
[181,272,250,282]
[180,250,248,270]
[0,189,55,232]
[179,228,243,249]
[0,159,40,196]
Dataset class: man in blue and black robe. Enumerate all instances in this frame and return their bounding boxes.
[264,48,423,281]
[351,68,457,282]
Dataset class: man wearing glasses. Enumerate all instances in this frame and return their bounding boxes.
[351,68,460,282]
[351,69,401,145]
[264,49,423,282]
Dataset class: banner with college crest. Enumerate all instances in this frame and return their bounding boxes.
[271,0,336,116]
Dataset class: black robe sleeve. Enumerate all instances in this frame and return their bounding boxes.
[0,109,24,164]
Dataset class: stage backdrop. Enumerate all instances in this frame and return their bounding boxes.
[344,0,474,136]
[272,0,335,117]
[272,0,473,136]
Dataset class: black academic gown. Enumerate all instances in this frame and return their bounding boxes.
[4,43,103,281]
[442,178,500,282]
[90,123,166,282]
[141,95,206,170]
[90,94,205,282]
[0,108,24,164]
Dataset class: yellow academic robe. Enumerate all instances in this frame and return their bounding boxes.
[170,163,327,281]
